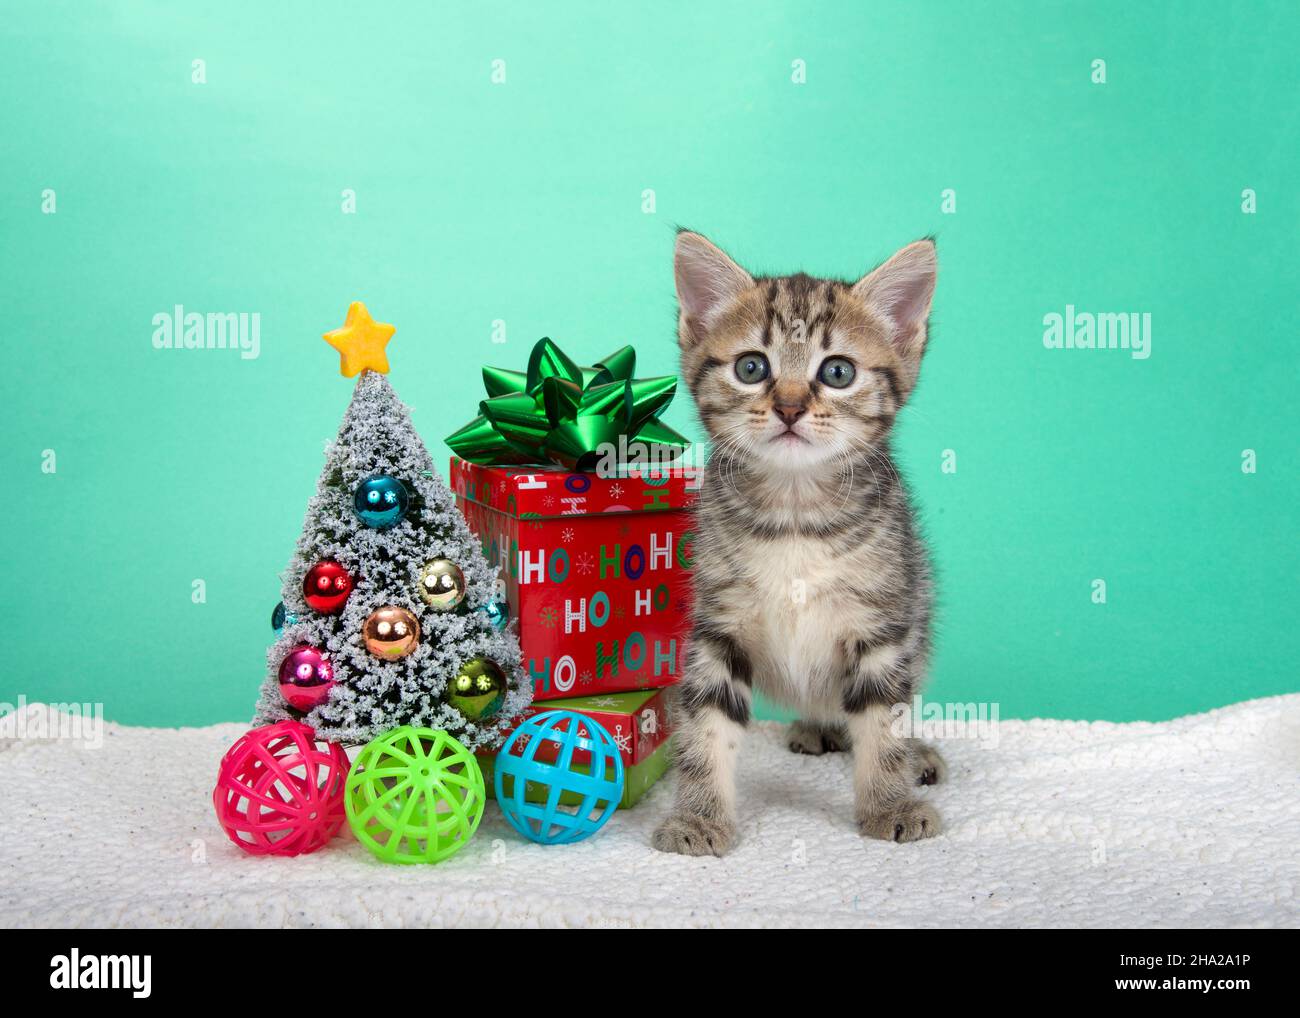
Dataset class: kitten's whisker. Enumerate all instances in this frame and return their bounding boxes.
[841,434,903,493]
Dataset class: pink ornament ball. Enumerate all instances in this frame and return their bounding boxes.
[212,721,349,857]
[278,644,335,711]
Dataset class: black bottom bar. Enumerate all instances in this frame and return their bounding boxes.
[2,928,1289,1003]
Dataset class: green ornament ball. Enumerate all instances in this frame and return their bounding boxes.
[345,726,485,864]
[447,657,508,722]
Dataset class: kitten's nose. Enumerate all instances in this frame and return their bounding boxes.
[774,403,807,426]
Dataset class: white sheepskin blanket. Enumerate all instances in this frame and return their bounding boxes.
[1,696,1295,928]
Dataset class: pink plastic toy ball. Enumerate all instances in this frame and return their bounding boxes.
[212,721,350,857]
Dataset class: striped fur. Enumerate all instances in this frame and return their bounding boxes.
[652,232,944,856]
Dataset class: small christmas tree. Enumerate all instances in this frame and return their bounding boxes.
[253,302,530,750]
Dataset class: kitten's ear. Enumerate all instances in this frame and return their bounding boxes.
[674,231,754,346]
[852,240,937,386]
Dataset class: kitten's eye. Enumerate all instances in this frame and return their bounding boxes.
[818,357,856,388]
[734,352,770,384]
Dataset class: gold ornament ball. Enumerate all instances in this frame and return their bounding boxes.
[447,657,508,722]
[417,559,467,611]
[362,606,421,659]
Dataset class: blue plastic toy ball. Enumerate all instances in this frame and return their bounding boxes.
[494,710,625,845]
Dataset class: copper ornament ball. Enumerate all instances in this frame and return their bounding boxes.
[362,605,421,659]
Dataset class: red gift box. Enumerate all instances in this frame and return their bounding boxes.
[451,456,697,700]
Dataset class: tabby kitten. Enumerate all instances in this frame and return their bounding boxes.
[652,231,945,857]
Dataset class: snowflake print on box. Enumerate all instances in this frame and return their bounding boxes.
[452,457,697,701]
[252,304,531,750]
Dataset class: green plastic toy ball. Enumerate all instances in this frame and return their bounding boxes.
[345,726,485,864]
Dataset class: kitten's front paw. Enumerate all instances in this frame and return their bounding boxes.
[652,812,735,857]
[858,799,941,843]
[912,743,947,786]
[788,720,849,755]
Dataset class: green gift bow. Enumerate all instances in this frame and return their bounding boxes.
[446,337,691,470]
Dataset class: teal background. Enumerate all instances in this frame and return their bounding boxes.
[2,1,1296,727]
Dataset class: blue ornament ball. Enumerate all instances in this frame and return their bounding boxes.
[271,600,298,633]
[353,474,410,529]
[481,599,509,630]
[494,710,625,845]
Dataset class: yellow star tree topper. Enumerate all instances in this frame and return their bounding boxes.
[323,301,395,376]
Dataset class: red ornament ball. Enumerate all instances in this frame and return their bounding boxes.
[278,644,336,711]
[212,721,349,856]
[303,560,353,614]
